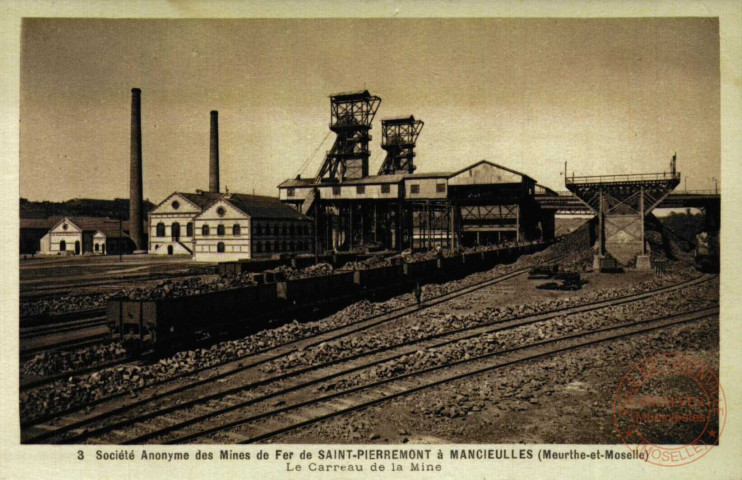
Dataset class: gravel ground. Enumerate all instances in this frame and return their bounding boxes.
[268,315,719,444]
[18,226,701,423]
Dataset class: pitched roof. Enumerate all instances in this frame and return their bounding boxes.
[178,191,224,209]
[449,160,535,183]
[222,194,309,220]
[21,216,143,237]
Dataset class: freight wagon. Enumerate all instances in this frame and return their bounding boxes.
[109,241,551,353]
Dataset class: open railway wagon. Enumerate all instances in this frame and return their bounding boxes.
[217,251,385,276]
[109,241,551,354]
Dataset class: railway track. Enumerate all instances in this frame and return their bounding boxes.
[20,254,561,396]
[20,316,108,339]
[21,254,568,440]
[221,307,720,445]
[23,272,715,444]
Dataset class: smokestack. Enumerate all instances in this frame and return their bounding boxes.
[209,110,220,193]
[129,88,144,251]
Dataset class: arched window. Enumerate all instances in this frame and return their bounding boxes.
[186,222,193,237]
[59,240,66,251]
[202,225,210,236]
[95,243,99,252]
[156,222,165,237]
[171,222,181,241]
[217,225,225,236]
[217,242,225,253]
[233,224,241,236]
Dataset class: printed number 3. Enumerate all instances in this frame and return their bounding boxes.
[77,450,84,460]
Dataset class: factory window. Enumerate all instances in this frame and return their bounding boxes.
[156,222,166,237]
[297,241,303,251]
[287,188,295,197]
[272,224,278,235]
[59,240,66,251]
[202,225,210,236]
[436,183,446,193]
[410,184,420,194]
[255,243,262,253]
[356,185,365,194]
[282,241,287,251]
[217,225,225,236]
[333,186,341,196]
[289,241,294,251]
[289,224,295,236]
[217,242,225,253]
[274,240,280,251]
[186,222,193,237]
[381,184,391,194]
[282,224,287,235]
[233,224,241,236]
[265,242,271,253]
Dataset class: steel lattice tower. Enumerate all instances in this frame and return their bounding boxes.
[378,116,424,175]
[315,91,381,182]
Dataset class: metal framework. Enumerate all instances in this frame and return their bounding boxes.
[378,116,424,175]
[315,91,381,182]
[565,157,681,266]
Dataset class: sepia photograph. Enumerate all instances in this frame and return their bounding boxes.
[16,13,724,462]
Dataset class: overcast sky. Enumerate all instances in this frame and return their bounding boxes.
[20,18,719,202]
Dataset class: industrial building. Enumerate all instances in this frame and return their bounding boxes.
[278,91,555,253]
[148,191,311,262]
[35,216,136,255]
[148,108,312,262]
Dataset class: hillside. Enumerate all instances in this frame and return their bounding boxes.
[20,198,155,220]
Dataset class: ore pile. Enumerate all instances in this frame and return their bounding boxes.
[21,343,128,378]
[339,255,394,271]
[20,297,400,421]
[263,278,717,376]
[311,279,718,394]
[268,263,333,280]
[111,274,256,301]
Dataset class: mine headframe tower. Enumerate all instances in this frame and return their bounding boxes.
[315,90,381,183]
[378,116,424,175]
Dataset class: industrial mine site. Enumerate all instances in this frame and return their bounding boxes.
[19,84,721,446]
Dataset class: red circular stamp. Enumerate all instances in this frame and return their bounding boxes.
[613,353,726,467]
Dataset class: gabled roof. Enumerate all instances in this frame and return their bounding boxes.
[449,160,535,183]
[179,191,224,210]
[46,217,132,238]
[198,193,309,221]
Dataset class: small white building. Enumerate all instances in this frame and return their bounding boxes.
[38,217,134,255]
[148,191,312,262]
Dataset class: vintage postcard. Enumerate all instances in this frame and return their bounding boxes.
[1,1,740,479]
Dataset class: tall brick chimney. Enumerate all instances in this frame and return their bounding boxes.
[129,88,145,251]
[209,110,220,193]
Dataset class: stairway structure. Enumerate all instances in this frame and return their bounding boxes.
[565,156,680,269]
